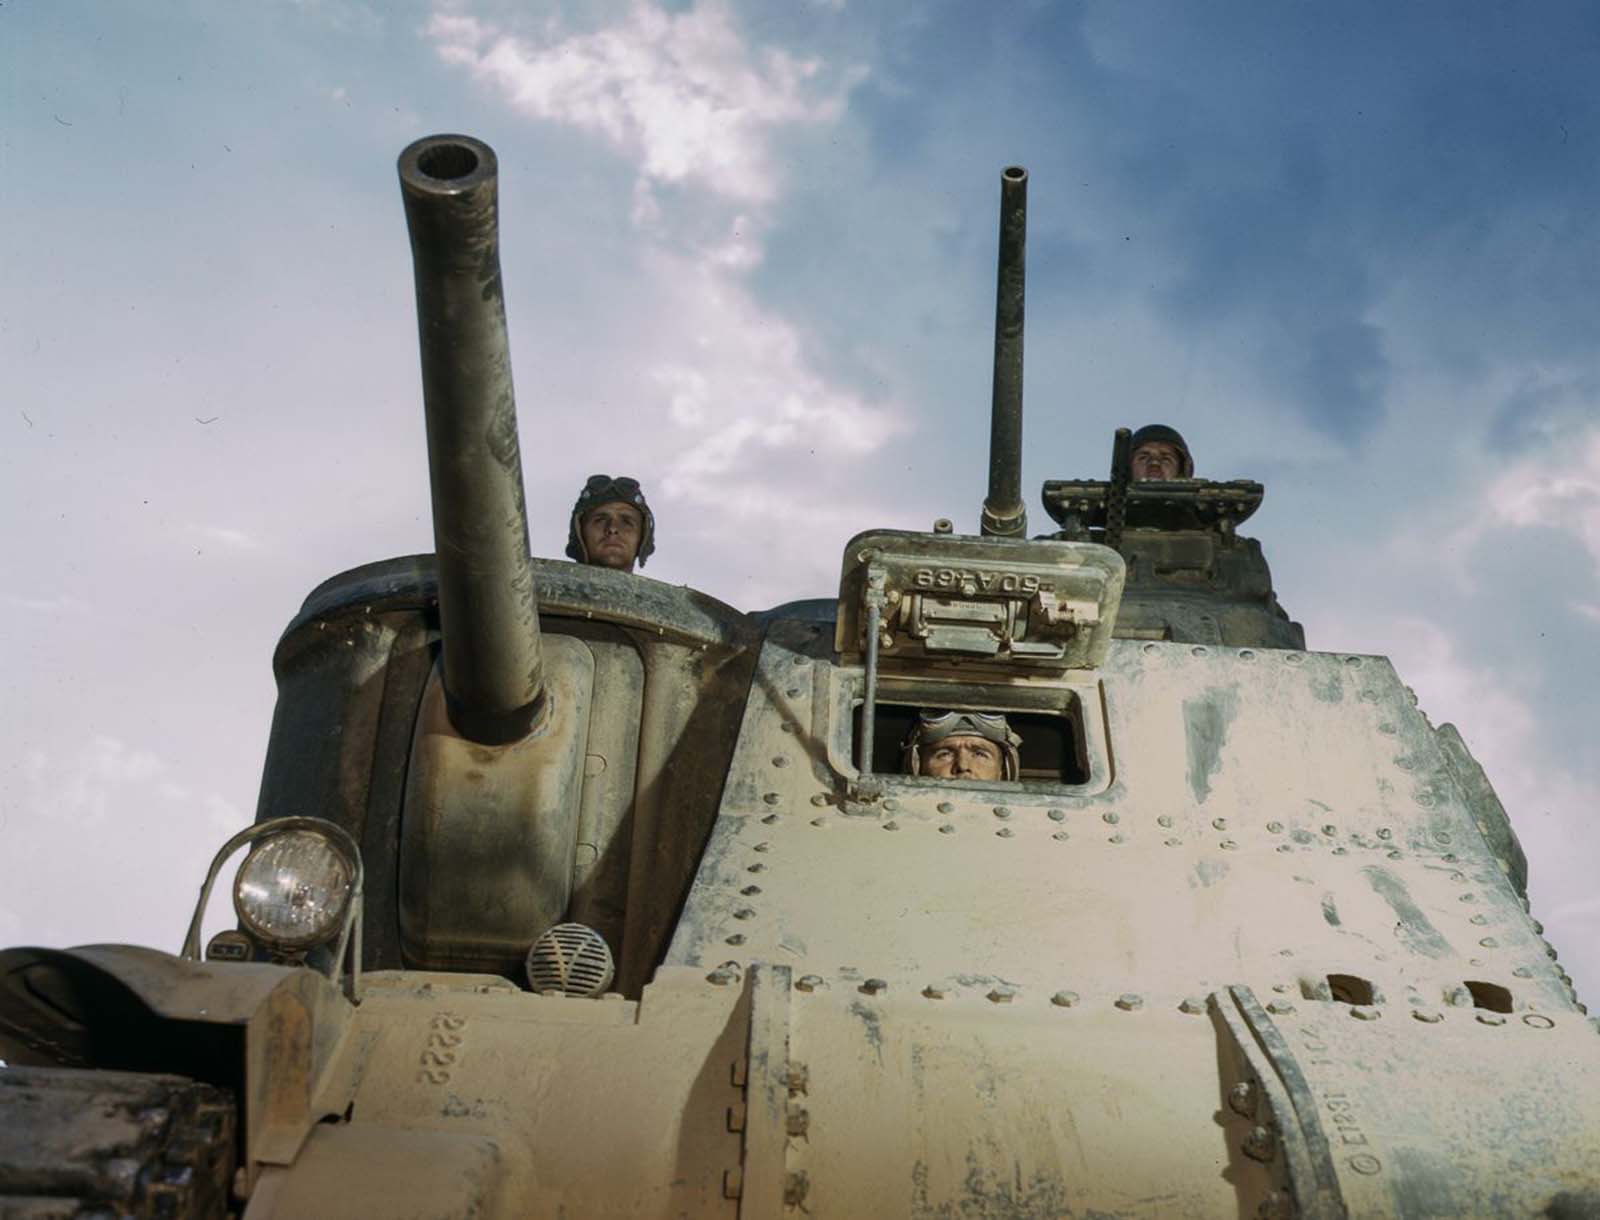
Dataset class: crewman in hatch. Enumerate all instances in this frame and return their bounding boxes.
[1129,424,1195,480]
[902,710,1023,782]
[565,475,656,574]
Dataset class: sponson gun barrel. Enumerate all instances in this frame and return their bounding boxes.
[981,165,1028,539]
[399,134,544,743]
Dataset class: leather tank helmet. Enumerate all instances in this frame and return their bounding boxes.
[902,710,1024,780]
[565,475,656,568]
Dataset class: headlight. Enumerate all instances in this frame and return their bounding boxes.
[233,827,356,952]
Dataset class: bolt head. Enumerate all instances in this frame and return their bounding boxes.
[939,823,956,834]
[795,974,824,993]
[922,984,947,999]
[1242,1125,1276,1162]
[860,978,888,996]
[1115,993,1144,1012]
[1179,996,1206,1015]
[1227,1080,1257,1117]
[1051,990,1079,1008]
[764,792,781,805]
[1476,1013,1507,1027]
[1350,1005,1381,1021]
[993,805,1013,819]
[707,968,736,986]
[1412,1009,1443,1023]
[987,987,1015,1004]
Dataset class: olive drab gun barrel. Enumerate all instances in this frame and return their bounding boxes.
[399,134,544,745]
[980,165,1028,539]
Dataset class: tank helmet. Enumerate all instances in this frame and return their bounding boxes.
[1129,424,1194,477]
[902,710,1023,780]
[566,474,655,568]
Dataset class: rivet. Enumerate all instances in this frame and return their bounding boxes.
[987,987,1015,1004]
[1158,814,1174,828]
[1192,645,1209,657]
[1051,990,1079,1007]
[811,817,828,827]
[1273,983,1293,993]
[772,756,790,768]
[723,1167,743,1198]
[785,687,802,698]
[1531,919,1544,934]
[1377,827,1392,840]
[1278,948,1294,957]
[1242,1125,1276,1162]
[726,934,746,945]
[882,799,899,813]
[810,793,830,807]
[1052,831,1070,841]
[1476,1013,1506,1027]
[1165,837,1182,847]
[1416,793,1436,808]
[1115,993,1144,1012]
[1479,937,1499,949]
[1108,833,1124,844]
[1220,839,1238,850]
[937,802,955,814]
[1351,1006,1381,1021]
[993,806,1013,819]
[753,842,771,852]
[1459,893,1476,903]
[741,885,762,896]
[1512,966,1533,978]
[708,968,737,986]
[1523,1014,1555,1030]
[763,792,781,805]
[882,820,899,831]
[1321,824,1337,836]
[1332,846,1347,855]
[1142,642,1159,655]
[734,908,756,920]
[1179,996,1206,1015]
[1266,820,1283,833]
[1277,844,1293,853]
[860,978,888,996]
[922,984,947,1000]
[1469,914,1488,925]
[1212,817,1228,830]
[1047,808,1066,822]
[1387,849,1402,859]
[996,827,1015,838]
[761,813,779,825]
[1412,1009,1443,1023]
[747,862,768,873]
[939,823,956,834]
[1345,656,1363,668]
[1239,649,1256,661]
[1395,757,1414,771]
[1227,1080,1257,1117]
[1285,653,1304,665]
[1378,721,1396,735]
[1103,811,1120,825]
[1450,871,1467,882]
[795,974,824,992]
[1267,1000,1295,1015]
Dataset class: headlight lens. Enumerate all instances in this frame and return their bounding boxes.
[233,828,355,952]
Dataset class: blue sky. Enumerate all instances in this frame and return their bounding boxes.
[3,0,1597,1000]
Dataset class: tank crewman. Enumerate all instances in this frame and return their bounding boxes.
[565,474,656,574]
[1128,424,1195,480]
[902,710,1023,782]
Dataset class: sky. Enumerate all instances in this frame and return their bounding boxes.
[3,1,1597,1002]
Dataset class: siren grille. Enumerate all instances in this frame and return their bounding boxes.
[526,922,614,997]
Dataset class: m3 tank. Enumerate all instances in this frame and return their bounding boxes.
[2,136,1596,1219]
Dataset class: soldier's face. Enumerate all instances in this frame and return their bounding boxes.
[921,735,1003,781]
[1131,441,1183,480]
[581,502,643,571]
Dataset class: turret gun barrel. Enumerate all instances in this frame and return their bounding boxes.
[399,135,544,744]
[981,165,1028,539]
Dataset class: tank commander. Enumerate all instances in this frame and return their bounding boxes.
[902,710,1023,782]
[1129,424,1195,480]
[565,474,656,574]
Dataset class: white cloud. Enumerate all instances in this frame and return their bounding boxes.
[195,524,260,550]
[1485,426,1600,566]
[427,2,854,206]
